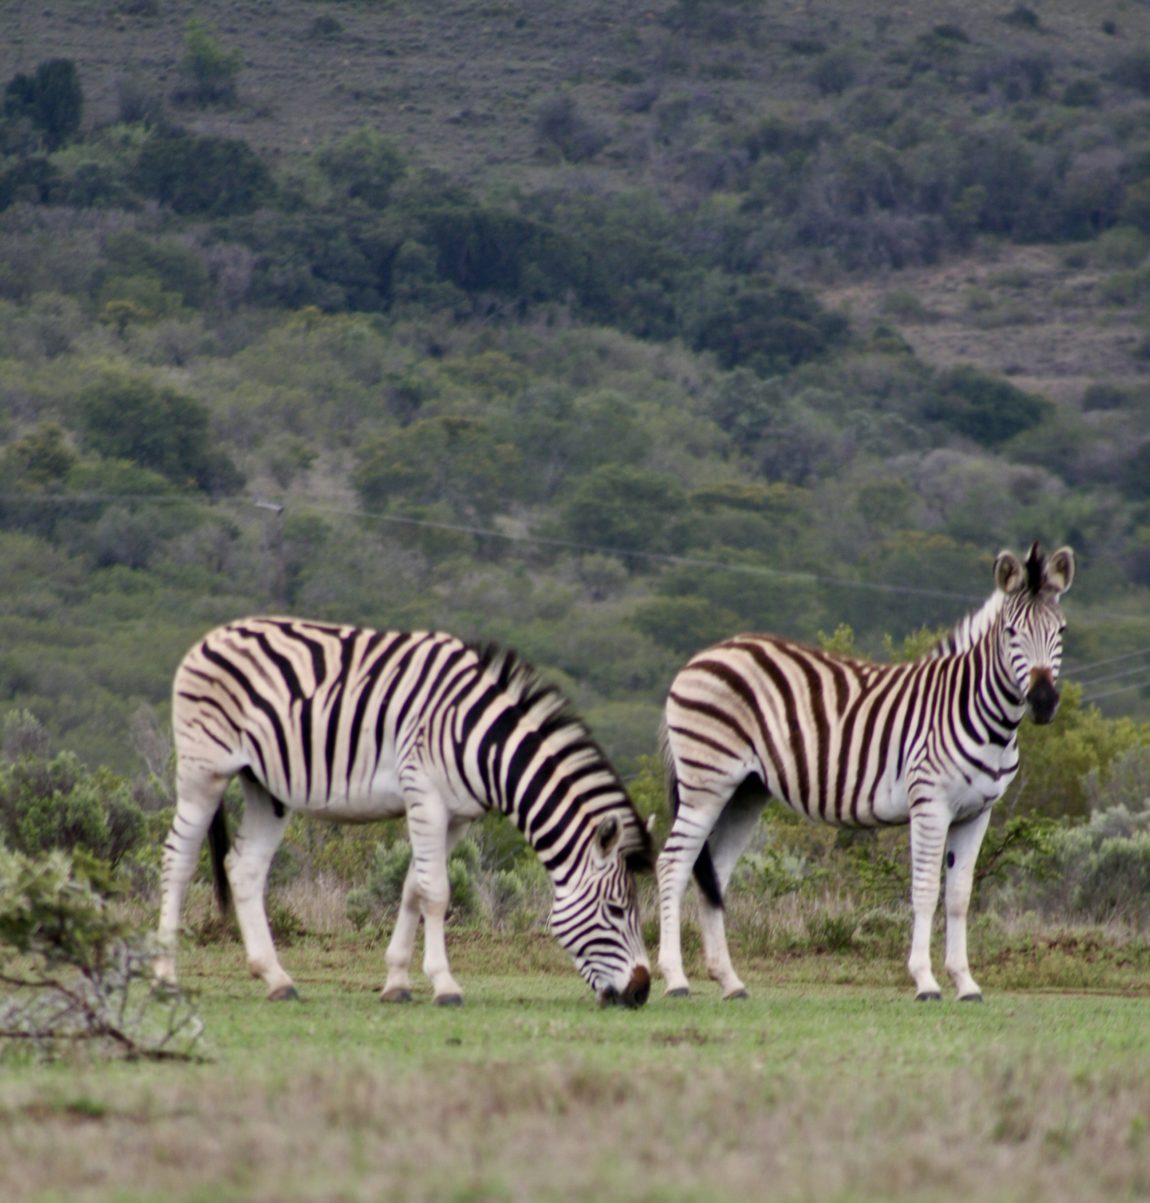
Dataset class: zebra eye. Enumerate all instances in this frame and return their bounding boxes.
[605,902,626,921]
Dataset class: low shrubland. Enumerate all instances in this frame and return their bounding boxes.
[4,705,1150,1050]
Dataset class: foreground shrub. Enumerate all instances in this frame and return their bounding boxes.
[0,846,202,1061]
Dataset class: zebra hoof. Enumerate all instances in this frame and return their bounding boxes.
[915,991,942,1002]
[380,988,413,1004]
[959,992,984,1003]
[434,993,464,1007]
[268,984,300,1002]
[723,989,749,1001]
[664,987,690,999]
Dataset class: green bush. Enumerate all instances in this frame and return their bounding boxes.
[922,365,1052,447]
[1000,805,1150,928]
[3,59,83,151]
[78,370,242,495]
[561,464,690,565]
[345,835,495,931]
[174,19,242,108]
[135,132,271,216]
[0,845,202,1061]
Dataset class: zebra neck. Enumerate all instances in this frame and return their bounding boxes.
[931,591,1005,658]
[472,719,622,876]
[969,617,1028,732]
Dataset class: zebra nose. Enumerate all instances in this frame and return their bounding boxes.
[622,965,650,1008]
[1026,670,1059,725]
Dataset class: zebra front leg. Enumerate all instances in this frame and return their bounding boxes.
[944,809,992,1001]
[405,798,465,1005]
[229,779,297,1001]
[907,803,948,1001]
[381,860,420,1003]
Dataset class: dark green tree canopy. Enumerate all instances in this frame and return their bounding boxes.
[78,372,241,495]
[3,58,83,150]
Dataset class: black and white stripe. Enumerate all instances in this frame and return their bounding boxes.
[656,543,1075,1001]
[156,618,652,1007]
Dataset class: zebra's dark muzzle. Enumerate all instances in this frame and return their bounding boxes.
[598,965,651,1009]
[1027,672,1060,725]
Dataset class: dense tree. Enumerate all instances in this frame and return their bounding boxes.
[922,366,1053,447]
[3,59,83,150]
[561,464,690,565]
[78,372,241,495]
[134,132,272,216]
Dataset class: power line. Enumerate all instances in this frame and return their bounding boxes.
[1066,646,1150,680]
[4,490,1150,639]
[1082,679,1150,704]
[0,489,991,606]
[1072,662,1150,690]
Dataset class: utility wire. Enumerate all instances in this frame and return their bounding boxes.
[0,489,993,606]
[5,490,1150,647]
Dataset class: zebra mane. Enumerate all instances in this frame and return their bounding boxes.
[926,590,1005,659]
[467,642,653,867]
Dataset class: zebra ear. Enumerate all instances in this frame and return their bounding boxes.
[994,550,1025,595]
[595,815,621,857]
[1044,546,1075,596]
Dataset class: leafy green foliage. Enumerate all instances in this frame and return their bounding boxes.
[0,746,151,873]
[346,824,545,935]
[175,19,242,108]
[135,132,272,215]
[1010,684,1150,818]
[3,59,83,151]
[354,417,521,522]
[78,370,241,494]
[561,464,690,564]
[923,366,1052,446]
[0,845,202,1061]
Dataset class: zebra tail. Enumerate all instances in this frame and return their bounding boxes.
[660,717,724,912]
[208,803,232,914]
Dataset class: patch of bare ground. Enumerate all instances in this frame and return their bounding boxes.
[822,245,1150,406]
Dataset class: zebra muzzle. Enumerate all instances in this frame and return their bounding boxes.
[599,965,651,1009]
[1026,670,1060,725]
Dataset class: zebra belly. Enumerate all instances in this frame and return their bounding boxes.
[264,766,409,822]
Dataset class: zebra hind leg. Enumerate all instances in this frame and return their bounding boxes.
[657,783,728,998]
[155,779,228,990]
[229,775,297,1001]
[698,779,768,1000]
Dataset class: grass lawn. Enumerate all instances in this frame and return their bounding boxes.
[4,935,1150,1203]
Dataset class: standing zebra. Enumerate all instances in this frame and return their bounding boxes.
[657,542,1074,1002]
[155,618,653,1007]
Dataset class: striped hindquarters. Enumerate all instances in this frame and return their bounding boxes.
[665,634,933,827]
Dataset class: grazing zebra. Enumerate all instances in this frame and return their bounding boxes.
[656,542,1075,1002]
[155,618,653,1007]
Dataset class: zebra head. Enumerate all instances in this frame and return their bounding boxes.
[994,541,1075,725]
[548,814,652,1008]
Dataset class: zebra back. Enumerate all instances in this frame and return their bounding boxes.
[174,617,652,871]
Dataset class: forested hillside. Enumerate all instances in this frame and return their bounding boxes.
[2,0,1149,788]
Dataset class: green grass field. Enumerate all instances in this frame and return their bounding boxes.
[4,936,1150,1203]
